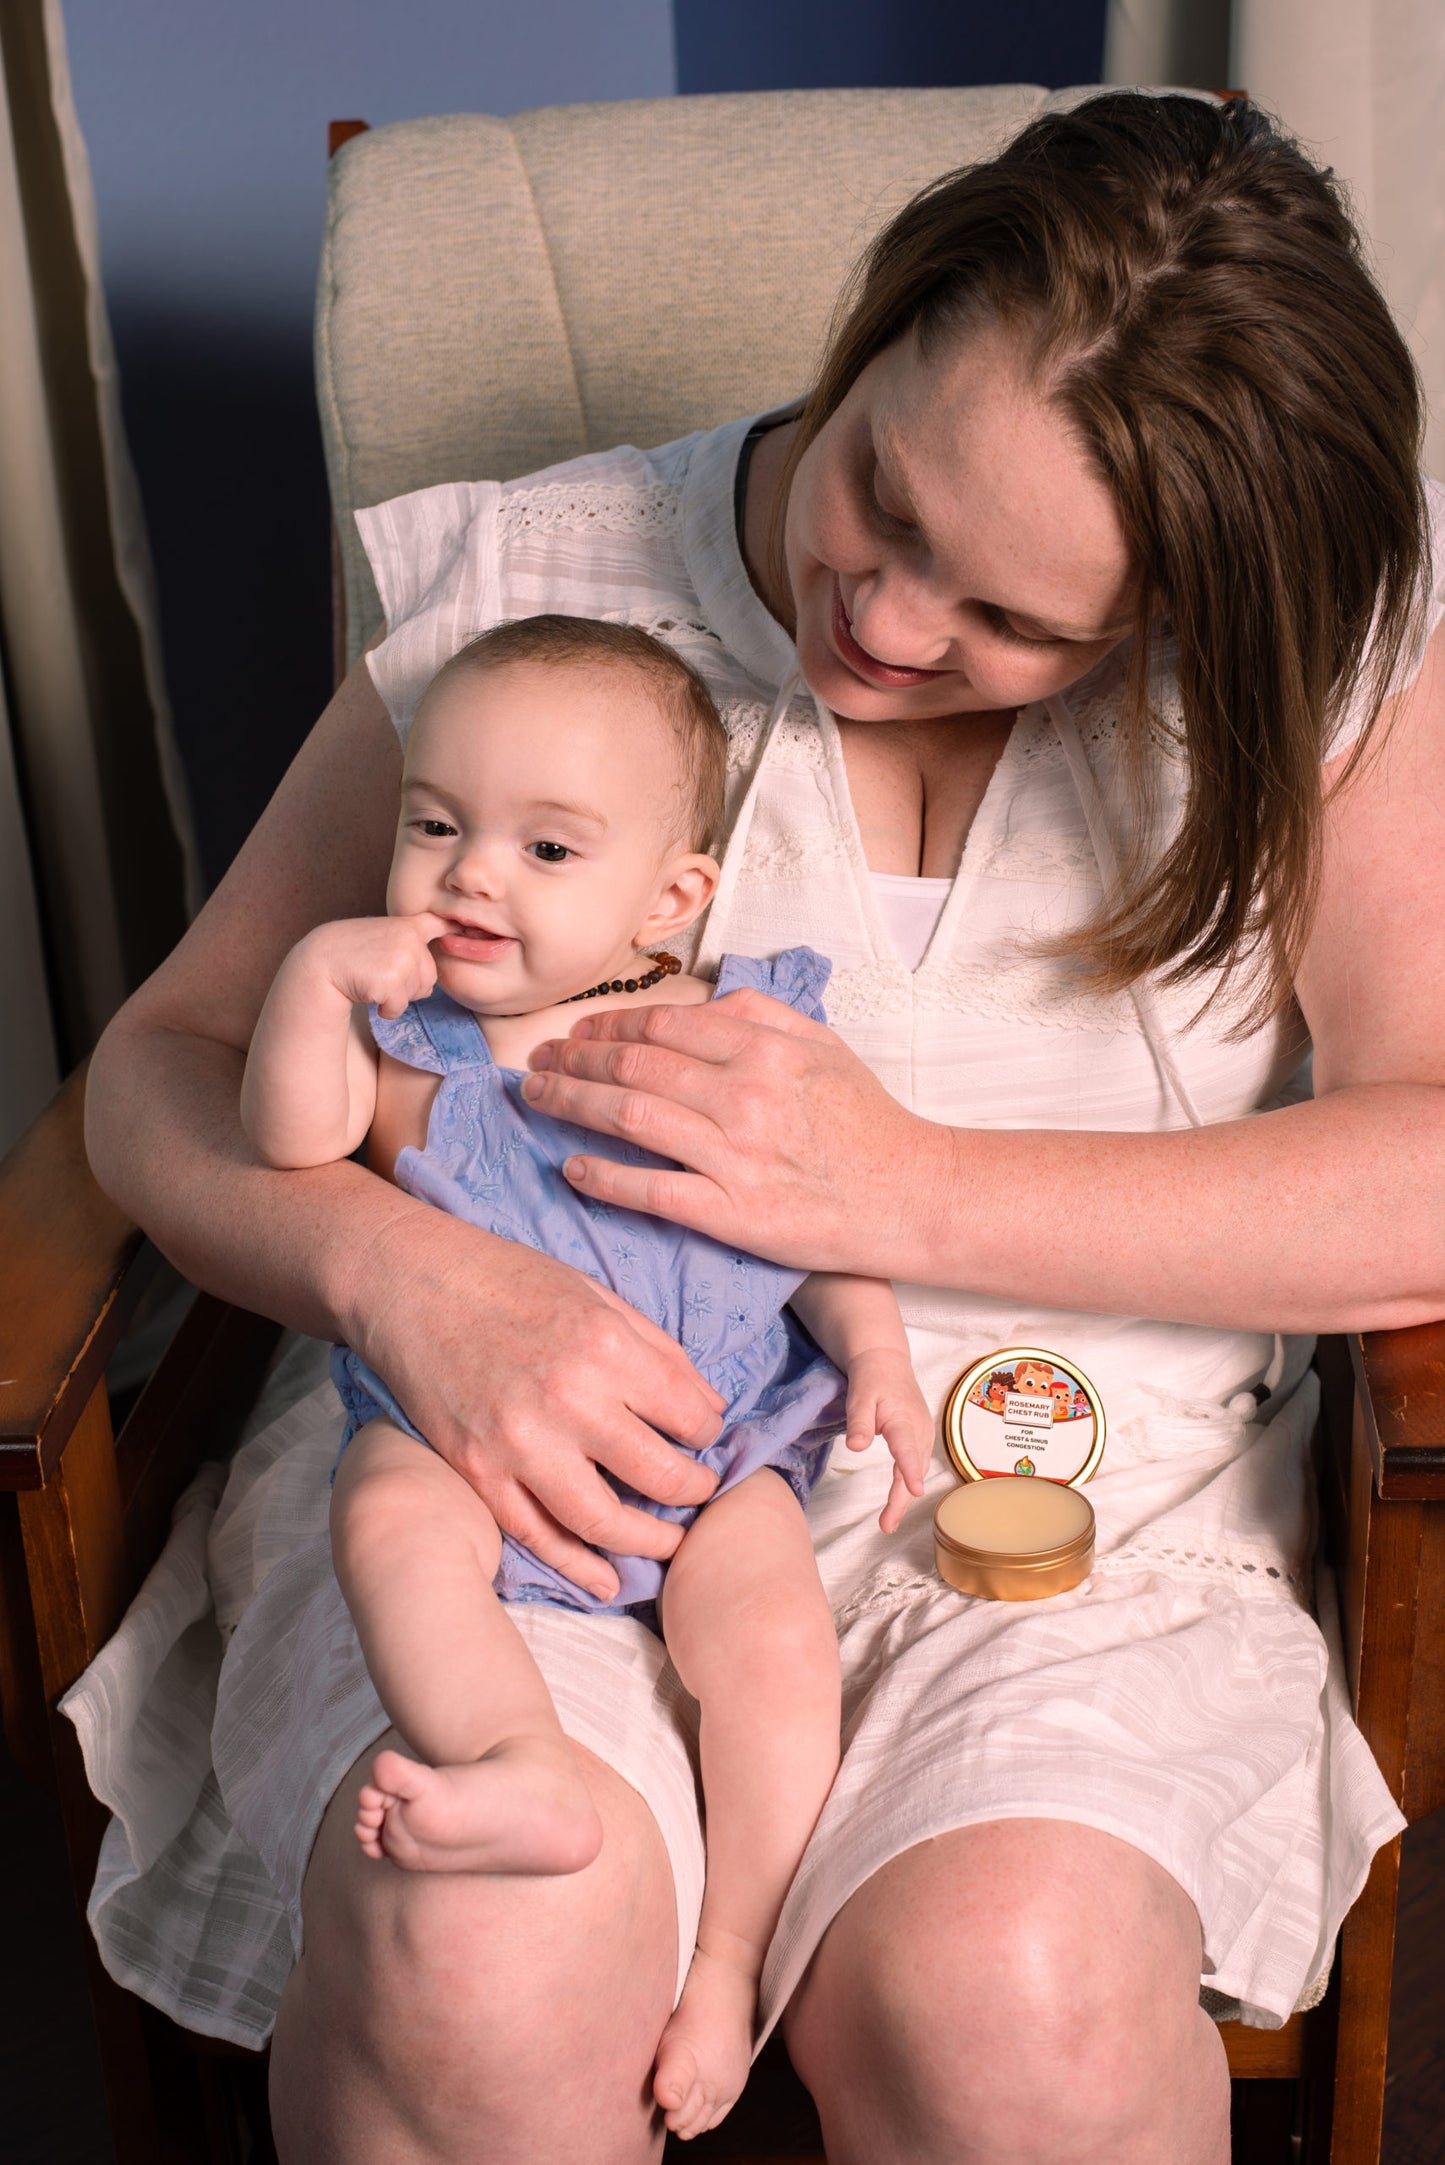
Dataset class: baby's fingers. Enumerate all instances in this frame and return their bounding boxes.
[878,1464,915,1535]
[845,1412,879,1453]
[879,1401,933,1487]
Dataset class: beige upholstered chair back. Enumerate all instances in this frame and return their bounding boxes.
[315,84,1106,663]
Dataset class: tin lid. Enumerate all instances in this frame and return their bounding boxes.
[942,1346,1106,1489]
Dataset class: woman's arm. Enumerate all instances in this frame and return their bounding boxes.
[86,650,726,1599]
[521,623,1445,1336]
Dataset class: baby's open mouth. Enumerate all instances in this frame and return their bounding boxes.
[438,921,516,957]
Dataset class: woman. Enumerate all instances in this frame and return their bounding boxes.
[81,93,1444,2163]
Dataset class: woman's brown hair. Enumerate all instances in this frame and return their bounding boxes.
[792,92,1429,1018]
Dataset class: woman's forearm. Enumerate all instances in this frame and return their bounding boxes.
[914,1081,1445,1334]
[524,1000,1445,1336]
[86,1010,422,1342]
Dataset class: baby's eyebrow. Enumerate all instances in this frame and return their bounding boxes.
[527,797,609,830]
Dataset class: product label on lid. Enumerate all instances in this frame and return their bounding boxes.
[944,1349,1105,1486]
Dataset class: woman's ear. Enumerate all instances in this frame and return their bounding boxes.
[634,853,721,947]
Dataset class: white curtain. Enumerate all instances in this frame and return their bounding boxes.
[1105,0,1445,480]
[0,0,195,1154]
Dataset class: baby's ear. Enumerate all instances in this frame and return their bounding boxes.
[637,852,720,942]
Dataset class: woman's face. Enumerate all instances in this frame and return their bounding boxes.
[784,316,1136,723]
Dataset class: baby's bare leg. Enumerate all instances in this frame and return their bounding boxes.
[331,1418,601,1875]
[653,1469,840,2140]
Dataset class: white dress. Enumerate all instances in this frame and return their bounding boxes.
[63,415,1444,2050]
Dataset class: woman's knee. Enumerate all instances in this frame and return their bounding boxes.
[282,1736,678,2094]
[788,1821,1223,2160]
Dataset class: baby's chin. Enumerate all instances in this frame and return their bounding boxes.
[432,961,588,1016]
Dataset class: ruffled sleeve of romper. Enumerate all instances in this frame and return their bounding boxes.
[1327,474,1445,758]
[354,478,505,746]
[713,945,832,1025]
[366,1001,447,1075]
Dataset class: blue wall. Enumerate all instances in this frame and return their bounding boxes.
[64,0,1105,887]
[676,0,1103,95]
[64,0,676,886]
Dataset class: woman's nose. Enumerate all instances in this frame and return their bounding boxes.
[848,566,954,672]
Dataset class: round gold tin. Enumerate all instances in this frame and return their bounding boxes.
[934,1477,1095,1601]
[934,1346,1105,1601]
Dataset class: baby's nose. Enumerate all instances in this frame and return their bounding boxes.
[447,848,502,895]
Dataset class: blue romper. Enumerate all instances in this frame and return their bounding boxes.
[331,947,847,1624]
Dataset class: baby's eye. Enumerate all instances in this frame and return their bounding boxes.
[530,840,571,863]
[414,818,457,838]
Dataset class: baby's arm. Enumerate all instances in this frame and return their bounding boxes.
[788,1274,933,1532]
[241,912,449,1168]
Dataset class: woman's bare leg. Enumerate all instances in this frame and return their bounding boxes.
[653,1470,840,2139]
[269,1726,678,2165]
[785,1819,1230,2165]
[332,1418,601,1873]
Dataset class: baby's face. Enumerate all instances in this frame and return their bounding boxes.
[388,658,704,1013]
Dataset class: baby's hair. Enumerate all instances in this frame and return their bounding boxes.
[432,614,727,852]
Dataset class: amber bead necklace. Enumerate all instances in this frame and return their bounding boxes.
[562,951,682,1003]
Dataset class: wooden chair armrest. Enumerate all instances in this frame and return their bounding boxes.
[0,1065,143,1493]
[1317,1324,1445,1832]
[1351,1320,1445,1502]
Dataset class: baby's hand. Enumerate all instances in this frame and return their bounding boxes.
[297,913,452,1019]
[844,1347,934,1533]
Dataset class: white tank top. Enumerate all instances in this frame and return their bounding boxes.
[868,871,952,973]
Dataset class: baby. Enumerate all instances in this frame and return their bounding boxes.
[241,614,932,2140]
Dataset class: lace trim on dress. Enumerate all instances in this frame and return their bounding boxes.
[1094,1525,1310,1603]
[723,701,827,773]
[497,478,683,539]
[621,611,719,639]
[830,1531,1308,1634]
[911,954,1256,1036]
[823,961,913,1022]
[1010,682,1185,772]
[968,832,1099,886]
[741,826,850,884]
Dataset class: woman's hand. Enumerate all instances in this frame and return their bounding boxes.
[344,1198,728,1602]
[521,988,941,1276]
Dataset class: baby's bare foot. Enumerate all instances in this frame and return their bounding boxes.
[652,1944,758,2141]
[353,1739,602,1875]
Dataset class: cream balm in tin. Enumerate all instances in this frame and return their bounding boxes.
[934,1347,1105,1601]
[934,1477,1095,1601]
